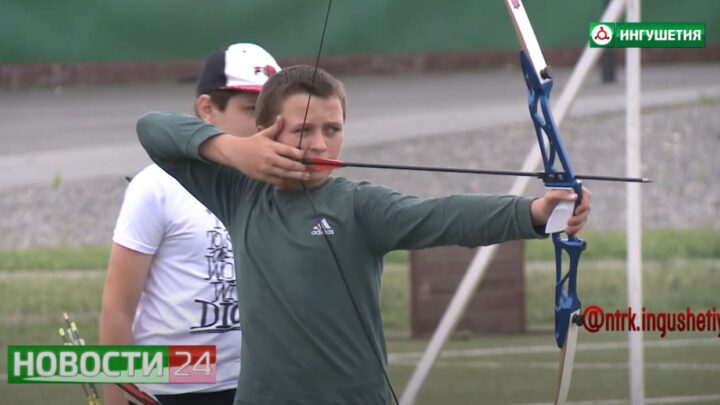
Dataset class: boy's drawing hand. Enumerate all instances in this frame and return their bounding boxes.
[201,116,310,186]
[531,186,591,236]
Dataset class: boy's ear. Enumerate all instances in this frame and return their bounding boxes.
[195,94,214,122]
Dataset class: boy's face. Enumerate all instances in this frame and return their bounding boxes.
[276,93,344,189]
[204,92,259,137]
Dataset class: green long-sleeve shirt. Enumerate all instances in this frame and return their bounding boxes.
[137,112,544,404]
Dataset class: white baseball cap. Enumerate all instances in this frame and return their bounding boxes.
[196,43,281,95]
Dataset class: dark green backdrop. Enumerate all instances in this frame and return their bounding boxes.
[1,0,717,63]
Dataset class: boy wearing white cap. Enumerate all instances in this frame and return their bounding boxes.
[99,43,294,405]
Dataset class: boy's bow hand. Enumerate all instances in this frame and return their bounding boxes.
[531,186,592,236]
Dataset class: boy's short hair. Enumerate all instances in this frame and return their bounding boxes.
[255,65,346,127]
[204,89,246,112]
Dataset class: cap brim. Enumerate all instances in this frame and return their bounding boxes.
[221,85,263,92]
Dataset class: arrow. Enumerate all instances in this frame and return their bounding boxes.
[304,157,651,183]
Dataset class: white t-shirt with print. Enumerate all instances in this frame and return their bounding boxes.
[113,164,240,395]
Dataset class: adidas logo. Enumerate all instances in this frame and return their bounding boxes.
[311,218,335,236]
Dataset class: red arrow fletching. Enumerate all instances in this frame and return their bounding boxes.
[307,157,346,171]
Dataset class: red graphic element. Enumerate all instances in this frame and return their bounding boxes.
[254,65,278,76]
[581,305,604,333]
[168,345,217,384]
[510,0,521,9]
[594,26,610,41]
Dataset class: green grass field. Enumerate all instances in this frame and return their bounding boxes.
[1,230,719,404]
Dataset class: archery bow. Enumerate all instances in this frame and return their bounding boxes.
[503,1,585,403]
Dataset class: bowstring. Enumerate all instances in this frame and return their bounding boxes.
[296,1,399,403]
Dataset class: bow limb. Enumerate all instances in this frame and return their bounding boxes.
[503,1,586,404]
[555,309,581,404]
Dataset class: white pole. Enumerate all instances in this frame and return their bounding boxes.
[399,1,628,403]
[626,0,645,404]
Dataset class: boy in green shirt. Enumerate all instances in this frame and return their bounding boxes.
[137,65,591,404]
